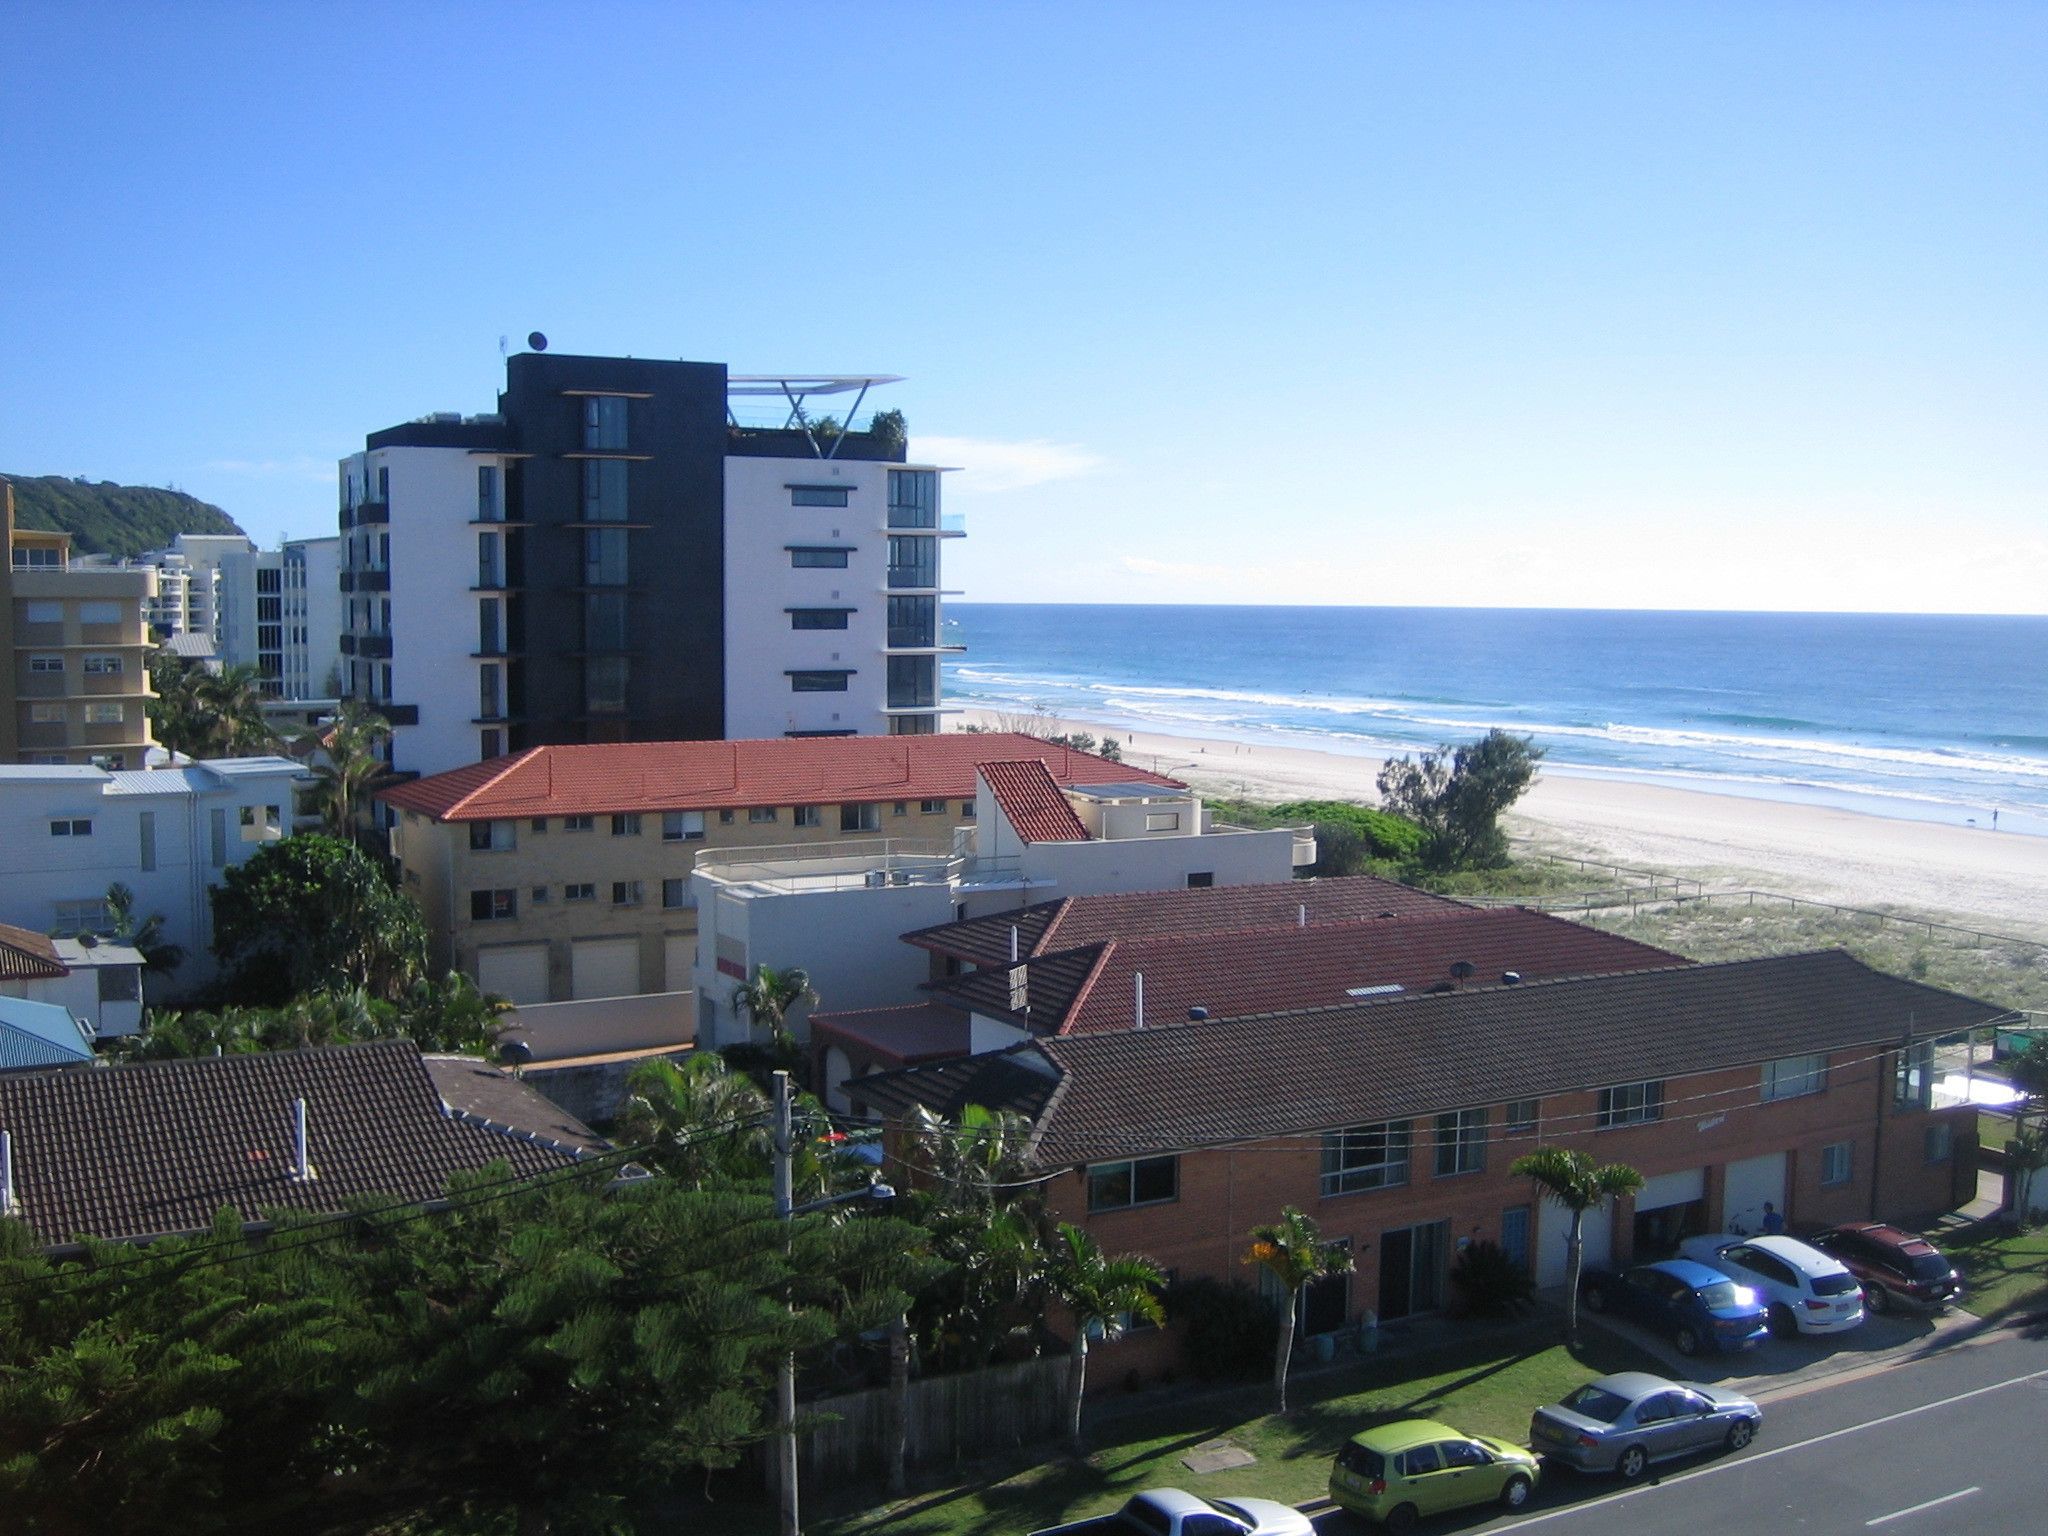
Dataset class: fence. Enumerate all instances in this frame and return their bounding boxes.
[1530,883,2048,955]
[795,1354,1073,1484]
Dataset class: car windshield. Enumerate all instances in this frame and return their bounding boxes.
[1560,1385,1631,1423]
[1907,1253,1952,1280]
[1812,1272,1861,1296]
[1210,1502,1257,1527]
[1336,1443,1384,1478]
[1697,1281,1747,1309]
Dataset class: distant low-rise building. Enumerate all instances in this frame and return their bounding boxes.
[0,921,146,1037]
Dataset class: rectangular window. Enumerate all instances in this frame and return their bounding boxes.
[887,468,938,528]
[961,799,976,820]
[789,485,849,507]
[1597,1080,1665,1129]
[886,654,936,708]
[1500,1205,1532,1270]
[584,655,628,714]
[887,593,936,648]
[1434,1108,1487,1177]
[563,814,594,832]
[1895,1042,1936,1111]
[584,591,628,652]
[789,608,852,630]
[139,811,156,873]
[12,549,61,570]
[530,886,550,904]
[582,394,629,450]
[469,889,517,921]
[1820,1141,1853,1187]
[531,818,549,833]
[29,655,64,674]
[1762,1053,1828,1103]
[662,877,692,910]
[662,811,705,841]
[1925,1123,1953,1163]
[1087,1155,1179,1212]
[611,813,642,837]
[24,599,63,623]
[468,820,515,852]
[478,598,501,655]
[887,534,936,588]
[790,670,852,692]
[611,880,643,907]
[1185,871,1214,888]
[53,898,110,934]
[920,798,947,815]
[84,702,125,724]
[29,703,64,723]
[1144,811,1182,832]
[582,457,629,522]
[481,728,504,761]
[478,663,502,720]
[1505,1099,1539,1135]
[1320,1121,1411,1196]
[49,818,92,837]
[476,530,502,589]
[793,805,822,828]
[840,803,880,833]
[789,547,851,569]
[209,807,227,867]
[565,882,596,902]
[748,807,777,824]
[83,654,124,675]
[79,600,120,625]
[719,810,735,825]
[477,464,500,520]
[582,528,629,586]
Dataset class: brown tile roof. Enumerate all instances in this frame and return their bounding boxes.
[0,1041,592,1248]
[0,923,67,982]
[421,1055,612,1155]
[850,1045,1061,1125]
[927,907,1685,1035]
[811,1003,973,1067]
[979,759,1091,843]
[377,733,1177,823]
[904,875,1467,966]
[854,950,2007,1166]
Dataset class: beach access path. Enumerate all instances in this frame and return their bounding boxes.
[956,709,2048,943]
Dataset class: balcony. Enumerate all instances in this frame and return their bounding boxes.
[341,569,391,593]
[353,499,389,525]
[692,837,1034,897]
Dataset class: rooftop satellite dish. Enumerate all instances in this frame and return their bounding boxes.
[527,331,549,352]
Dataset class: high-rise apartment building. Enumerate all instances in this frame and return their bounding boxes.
[218,536,342,699]
[340,351,957,778]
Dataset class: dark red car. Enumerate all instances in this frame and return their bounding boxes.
[1806,1223,1962,1314]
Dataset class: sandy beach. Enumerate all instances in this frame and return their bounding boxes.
[960,708,2048,940]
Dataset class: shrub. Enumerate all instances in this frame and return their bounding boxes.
[1272,800,1428,861]
[1167,1276,1279,1382]
[1448,1240,1535,1319]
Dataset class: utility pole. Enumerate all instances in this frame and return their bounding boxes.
[773,1069,801,1536]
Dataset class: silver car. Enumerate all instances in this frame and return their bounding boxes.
[1530,1371,1761,1482]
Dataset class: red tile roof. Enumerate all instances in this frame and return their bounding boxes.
[929,906,1686,1034]
[811,1003,974,1068]
[979,759,1091,844]
[0,923,67,982]
[378,734,1177,823]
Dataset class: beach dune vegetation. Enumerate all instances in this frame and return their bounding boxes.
[1377,729,1545,872]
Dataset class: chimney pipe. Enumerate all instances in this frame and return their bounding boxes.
[1298,903,1306,928]
[0,1130,14,1216]
[291,1097,313,1181]
[1134,971,1145,1030]
[1010,924,1020,963]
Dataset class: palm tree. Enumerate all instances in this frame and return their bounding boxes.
[1243,1205,1356,1411]
[299,701,392,846]
[145,650,209,757]
[1510,1147,1644,1347]
[1041,1222,1165,1452]
[615,1053,773,1186]
[732,964,817,1050]
[103,882,184,978]
[194,663,279,757]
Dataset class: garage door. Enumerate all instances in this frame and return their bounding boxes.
[571,938,641,1001]
[1536,1196,1614,1288]
[663,933,695,993]
[1637,1168,1706,1211]
[475,945,549,1006]
[1724,1151,1787,1235]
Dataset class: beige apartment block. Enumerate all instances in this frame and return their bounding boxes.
[4,485,158,767]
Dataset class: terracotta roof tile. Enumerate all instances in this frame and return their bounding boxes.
[979,760,1091,843]
[378,734,1176,822]
[810,1003,973,1067]
[0,923,67,982]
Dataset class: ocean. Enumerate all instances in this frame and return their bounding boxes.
[942,605,2048,837]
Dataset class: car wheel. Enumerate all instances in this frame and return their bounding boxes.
[1864,1284,1889,1315]
[1584,1286,1608,1313]
[1769,1303,1798,1338]
[1618,1445,1649,1482]
[1726,1418,1756,1451]
[1674,1325,1701,1356]
[1500,1474,1533,1509]
[1384,1503,1419,1534]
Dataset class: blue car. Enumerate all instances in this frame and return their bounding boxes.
[1580,1259,1769,1356]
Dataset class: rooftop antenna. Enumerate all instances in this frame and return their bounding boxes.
[527,331,549,353]
[289,1098,315,1182]
[1134,971,1145,1030]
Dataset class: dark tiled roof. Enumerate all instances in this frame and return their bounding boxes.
[810,1003,973,1066]
[0,1041,588,1248]
[850,1045,1062,1125]
[856,951,2006,1166]
[421,1055,611,1155]
[926,907,1684,1034]
[904,876,1467,966]
[980,759,1091,843]
[0,923,67,982]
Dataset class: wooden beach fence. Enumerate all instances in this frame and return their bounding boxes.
[795,1355,1074,1484]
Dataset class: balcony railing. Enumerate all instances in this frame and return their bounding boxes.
[692,837,1028,895]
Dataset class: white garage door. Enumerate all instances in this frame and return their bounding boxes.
[664,934,695,993]
[475,945,549,1006]
[1536,1196,1614,1288]
[1724,1151,1787,1235]
[1637,1168,1706,1212]
[571,938,641,1001]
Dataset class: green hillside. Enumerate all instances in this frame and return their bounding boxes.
[4,474,245,559]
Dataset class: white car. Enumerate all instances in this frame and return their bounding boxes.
[1677,1233,1865,1336]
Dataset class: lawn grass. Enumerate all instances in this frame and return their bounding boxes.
[754,1324,1666,1536]
[1943,1221,2048,1321]
[1980,1111,2017,1155]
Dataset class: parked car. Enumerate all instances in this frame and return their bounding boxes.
[1328,1418,1541,1531]
[1029,1488,1313,1536]
[1580,1259,1771,1356]
[1806,1222,1964,1314]
[1677,1232,1865,1336]
[1530,1371,1761,1481]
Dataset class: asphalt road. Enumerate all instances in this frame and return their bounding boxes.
[1316,1325,2048,1536]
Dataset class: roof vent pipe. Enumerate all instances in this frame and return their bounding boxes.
[1188,1006,1209,1021]
[1010,924,1020,964]
[1502,970,1522,986]
[0,1130,14,1216]
[290,1097,314,1182]
[1134,971,1145,1031]
[1298,903,1306,928]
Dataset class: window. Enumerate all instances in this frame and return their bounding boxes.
[1505,1099,1539,1135]
[139,811,155,873]
[476,530,502,588]
[611,880,643,907]
[719,810,735,825]
[531,818,549,833]
[83,654,124,675]
[79,601,120,625]
[84,702,125,724]
[53,898,110,934]
[585,655,628,714]
[1895,1041,1935,1111]
[1399,1444,1442,1477]
[563,815,595,832]
[1762,1053,1828,1103]
[892,801,907,815]
[789,547,850,569]
[662,811,705,842]
[789,608,852,630]
[1321,1121,1411,1195]
[1087,1155,1179,1212]
[209,807,226,867]
[29,703,64,724]
[920,798,947,815]
[611,813,642,836]
[790,670,852,692]
[578,457,630,524]
[748,807,777,824]
[840,803,880,833]
[583,528,629,587]
[887,655,935,708]
[1434,1108,1487,1176]
[477,464,500,521]
[790,485,849,507]
[468,820,515,852]
[961,799,976,820]
[1144,811,1181,832]
[470,889,517,921]
[565,882,596,902]
[49,818,93,838]
[24,599,64,623]
[238,804,281,841]
[888,468,937,528]
[12,548,61,570]
[662,878,692,910]
[481,729,504,760]
[1820,1141,1853,1187]
[530,886,550,904]
[1500,1204,1532,1269]
[478,598,501,655]
[1925,1122,1953,1163]
[887,534,936,588]
[887,594,936,647]
[583,591,628,654]
[1186,871,1214,889]
[28,655,63,674]
[478,663,502,720]
[582,394,628,449]
[793,805,822,828]
[1596,1080,1664,1129]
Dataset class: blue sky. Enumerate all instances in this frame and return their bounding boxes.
[4,2,2043,612]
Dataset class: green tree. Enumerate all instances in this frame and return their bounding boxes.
[1510,1147,1644,1347]
[193,664,279,758]
[732,964,817,1052]
[1041,1222,1165,1451]
[1243,1206,1355,1411]
[616,1053,774,1187]
[144,651,209,759]
[102,882,184,978]
[210,834,428,1004]
[395,970,512,1054]
[297,701,392,847]
[1376,728,1545,871]
[2001,1036,2048,1220]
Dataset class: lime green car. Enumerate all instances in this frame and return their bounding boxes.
[1328,1419,1540,1531]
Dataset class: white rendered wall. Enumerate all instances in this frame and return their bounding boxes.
[1016,825,1298,895]
[283,536,343,699]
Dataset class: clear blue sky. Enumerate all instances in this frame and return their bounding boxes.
[4,2,2043,612]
